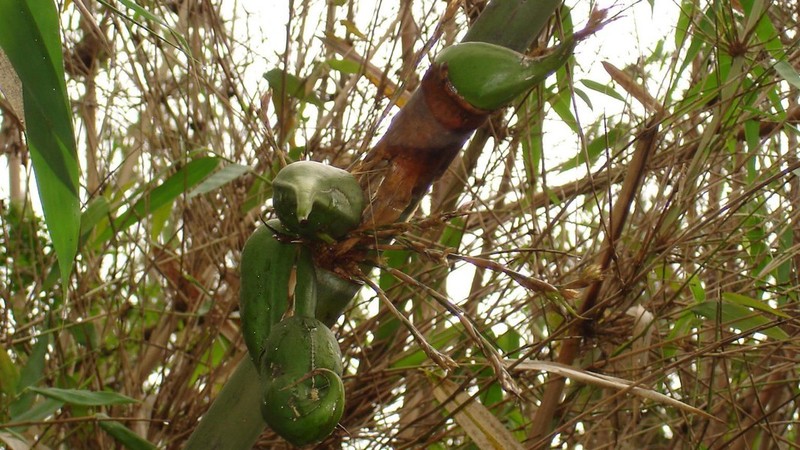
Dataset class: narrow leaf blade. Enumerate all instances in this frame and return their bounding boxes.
[187,163,250,198]
[96,413,157,450]
[691,301,789,340]
[93,157,220,246]
[0,0,81,288]
[29,387,137,406]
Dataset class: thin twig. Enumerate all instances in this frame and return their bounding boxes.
[359,274,458,372]
[380,265,521,396]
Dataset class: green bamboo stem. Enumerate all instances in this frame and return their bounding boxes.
[183,357,264,450]
[463,0,561,52]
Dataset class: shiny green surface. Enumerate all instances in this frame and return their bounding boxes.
[261,316,344,378]
[435,40,574,110]
[315,268,362,326]
[238,220,317,368]
[261,369,345,447]
[272,161,365,240]
[260,316,345,446]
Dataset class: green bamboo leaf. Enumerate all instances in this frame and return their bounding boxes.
[29,387,137,406]
[688,275,705,302]
[674,0,694,50]
[96,413,157,450]
[774,61,800,90]
[0,0,80,289]
[117,0,168,25]
[390,326,461,369]
[740,0,783,58]
[743,120,760,185]
[102,0,192,55]
[496,328,522,357]
[9,333,50,418]
[643,39,666,66]
[8,397,63,425]
[149,202,173,241]
[339,19,367,39]
[777,229,793,291]
[579,79,626,102]
[574,87,593,110]
[721,292,789,319]
[326,58,362,74]
[80,197,110,240]
[548,87,578,132]
[264,68,323,107]
[0,344,18,397]
[187,163,251,198]
[677,5,713,75]
[663,311,695,358]
[66,320,99,348]
[378,249,411,293]
[743,213,772,280]
[92,157,221,246]
[439,217,466,250]
[116,157,220,230]
[240,175,271,214]
[520,93,544,185]
[691,301,788,341]
[479,381,504,408]
[188,337,230,386]
[560,126,624,172]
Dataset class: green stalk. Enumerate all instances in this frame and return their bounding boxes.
[463,0,561,52]
[183,357,264,450]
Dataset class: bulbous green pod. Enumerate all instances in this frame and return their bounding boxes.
[272,161,365,240]
[260,316,345,446]
[239,220,317,368]
[261,369,345,447]
[434,40,574,111]
[261,316,343,378]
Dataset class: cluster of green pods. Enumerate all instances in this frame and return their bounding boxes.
[272,161,365,242]
[238,37,573,445]
[239,161,364,446]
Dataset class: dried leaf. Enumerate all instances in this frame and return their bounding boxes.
[602,61,664,113]
[507,359,722,422]
[0,49,24,126]
[430,376,524,450]
[0,431,31,450]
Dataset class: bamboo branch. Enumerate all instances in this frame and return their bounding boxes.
[528,115,662,445]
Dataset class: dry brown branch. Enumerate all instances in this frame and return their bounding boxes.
[529,114,662,441]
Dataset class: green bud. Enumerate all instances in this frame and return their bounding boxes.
[272,161,365,240]
[435,40,574,111]
[260,316,345,446]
